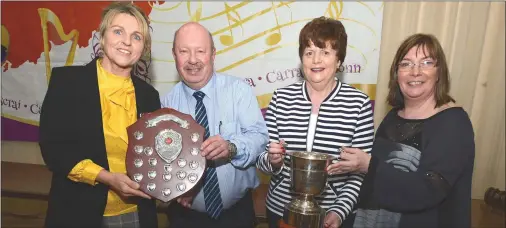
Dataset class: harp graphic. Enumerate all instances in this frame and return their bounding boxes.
[38,8,79,83]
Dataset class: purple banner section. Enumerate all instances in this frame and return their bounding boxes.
[1,117,39,141]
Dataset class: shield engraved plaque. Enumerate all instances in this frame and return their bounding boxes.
[126,108,206,202]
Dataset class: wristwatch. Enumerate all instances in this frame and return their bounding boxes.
[227,140,237,161]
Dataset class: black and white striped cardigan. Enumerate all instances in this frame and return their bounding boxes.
[256,80,374,222]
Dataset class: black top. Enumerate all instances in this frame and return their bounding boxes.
[353,107,475,228]
[39,58,160,228]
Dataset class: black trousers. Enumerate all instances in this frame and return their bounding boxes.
[266,208,357,228]
[266,208,282,228]
[166,190,255,228]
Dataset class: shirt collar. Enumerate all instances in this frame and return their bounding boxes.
[182,72,216,100]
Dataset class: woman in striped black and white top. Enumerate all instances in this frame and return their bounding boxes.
[256,17,375,228]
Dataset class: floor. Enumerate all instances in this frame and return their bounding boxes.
[0,161,271,228]
[0,196,269,228]
[2,194,505,228]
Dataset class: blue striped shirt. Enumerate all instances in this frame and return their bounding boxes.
[160,72,269,212]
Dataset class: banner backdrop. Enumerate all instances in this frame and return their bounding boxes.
[1,1,384,142]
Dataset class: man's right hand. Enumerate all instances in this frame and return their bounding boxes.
[268,140,286,169]
[175,179,202,208]
[177,195,194,208]
[96,170,151,199]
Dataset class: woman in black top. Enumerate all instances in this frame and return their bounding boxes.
[327,33,475,228]
[39,3,159,227]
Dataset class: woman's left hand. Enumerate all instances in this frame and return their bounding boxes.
[327,147,371,175]
[324,212,342,228]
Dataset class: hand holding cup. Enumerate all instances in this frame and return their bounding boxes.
[268,139,287,169]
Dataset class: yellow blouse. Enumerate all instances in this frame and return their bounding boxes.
[67,59,138,216]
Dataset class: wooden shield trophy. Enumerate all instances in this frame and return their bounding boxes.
[126,108,206,202]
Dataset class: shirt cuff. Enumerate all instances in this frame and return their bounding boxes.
[67,159,104,186]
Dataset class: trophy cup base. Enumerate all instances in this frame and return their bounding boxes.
[283,198,325,228]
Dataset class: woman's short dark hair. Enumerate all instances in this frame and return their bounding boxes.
[387,33,455,108]
[298,16,347,66]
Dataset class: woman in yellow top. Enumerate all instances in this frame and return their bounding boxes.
[39,2,160,227]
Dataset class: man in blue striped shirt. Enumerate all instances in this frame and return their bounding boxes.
[160,22,269,228]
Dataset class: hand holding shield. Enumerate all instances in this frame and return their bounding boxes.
[125,108,207,202]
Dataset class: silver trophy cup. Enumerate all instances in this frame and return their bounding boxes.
[283,151,335,228]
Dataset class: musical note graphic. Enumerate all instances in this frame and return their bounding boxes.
[200,1,250,21]
[220,3,245,46]
[148,1,378,79]
[212,1,293,36]
[150,1,306,73]
[213,1,303,71]
[326,0,343,19]
[212,0,295,50]
[150,1,299,61]
[38,8,79,83]
[323,0,381,69]
[265,1,282,46]
[216,18,309,56]
[378,2,384,11]
[187,1,203,22]
[325,0,375,36]
[149,1,183,12]
[149,1,250,25]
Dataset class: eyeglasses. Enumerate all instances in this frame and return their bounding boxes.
[397,60,436,72]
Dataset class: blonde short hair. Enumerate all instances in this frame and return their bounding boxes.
[98,2,151,61]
